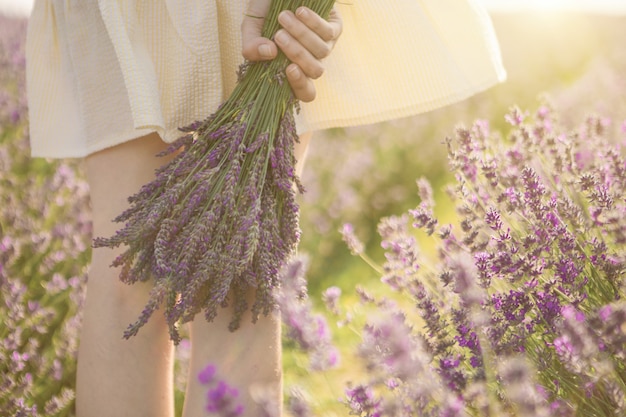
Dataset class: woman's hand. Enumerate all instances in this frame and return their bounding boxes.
[241,0,343,102]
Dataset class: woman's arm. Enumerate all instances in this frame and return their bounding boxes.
[241,0,343,102]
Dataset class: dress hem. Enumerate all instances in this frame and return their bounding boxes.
[298,73,506,134]
[31,73,506,159]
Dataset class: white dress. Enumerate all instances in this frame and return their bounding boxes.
[26,0,506,158]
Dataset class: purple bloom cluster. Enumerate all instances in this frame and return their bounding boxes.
[345,384,383,417]
[340,223,365,255]
[286,387,313,417]
[337,295,467,416]
[1,15,91,416]
[0,16,27,126]
[377,215,420,292]
[497,356,552,417]
[274,256,340,371]
[335,103,626,416]
[198,364,244,417]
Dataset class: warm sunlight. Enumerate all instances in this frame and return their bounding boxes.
[0,0,32,16]
[482,0,626,14]
[3,0,626,17]
[3,0,626,414]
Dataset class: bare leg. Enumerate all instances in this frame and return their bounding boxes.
[76,133,175,417]
[182,132,313,417]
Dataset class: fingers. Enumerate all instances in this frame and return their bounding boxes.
[295,7,343,50]
[275,27,325,80]
[278,8,331,60]
[241,3,344,102]
[241,35,278,61]
[275,7,343,80]
[286,64,316,103]
[241,0,277,61]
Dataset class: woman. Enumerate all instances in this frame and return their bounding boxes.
[26,0,505,415]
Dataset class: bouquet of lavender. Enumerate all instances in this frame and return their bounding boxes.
[94,0,336,343]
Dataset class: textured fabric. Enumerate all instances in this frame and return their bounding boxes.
[26,0,506,158]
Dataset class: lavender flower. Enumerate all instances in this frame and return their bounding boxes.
[448,251,483,306]
[378,215,420,291]
[410,177,438,235]
[343,296,474,417]
[338,102,626,416]
[359,310,424,380]
[274,256,339,371]
[340,223,365,255]
[0,17,92,416]
[287,387,312,417]
[345,384,382,417]
[322,286,342,315]
[588,302,626,359]
[198,364,244,417]
[498,356,550,417]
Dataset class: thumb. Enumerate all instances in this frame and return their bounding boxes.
[241,0,277,61]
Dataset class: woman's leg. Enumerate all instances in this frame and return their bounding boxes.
[76,133,175,417]
[182,132,313,417]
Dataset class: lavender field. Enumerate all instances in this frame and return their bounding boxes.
[2,11,626,417]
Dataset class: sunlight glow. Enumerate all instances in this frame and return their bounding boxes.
[0,0,33,16]
[2,0,626,17]
[481,0,626,14]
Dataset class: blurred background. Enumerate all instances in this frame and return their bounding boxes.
[299,4,626,293]
[1,1,626,416]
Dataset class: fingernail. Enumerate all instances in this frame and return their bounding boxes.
[288,65,301,80]
[278,11,292,24]
[275,30,289,46]
[258,44,272,58]
[296,7,308,18]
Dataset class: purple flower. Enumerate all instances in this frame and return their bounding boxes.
[378,215,420,291]
[198,364,217,385]
[274,256,339,371]
[345,384,382,417]
[322,286,342,315]
[439,355,466,392]
[598,305,612,321]
[448,251,483,306]
[0,22,92,411]
[359,310,427,382]
[553,335,575,357]
[505,106,528,126]
[498,356,551,417]
[329,97,626,415]
[198,364,244,417]
[287,387,312,417]
[561,305,585,323]
[340,223,364,255]
[534,289,561,329]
